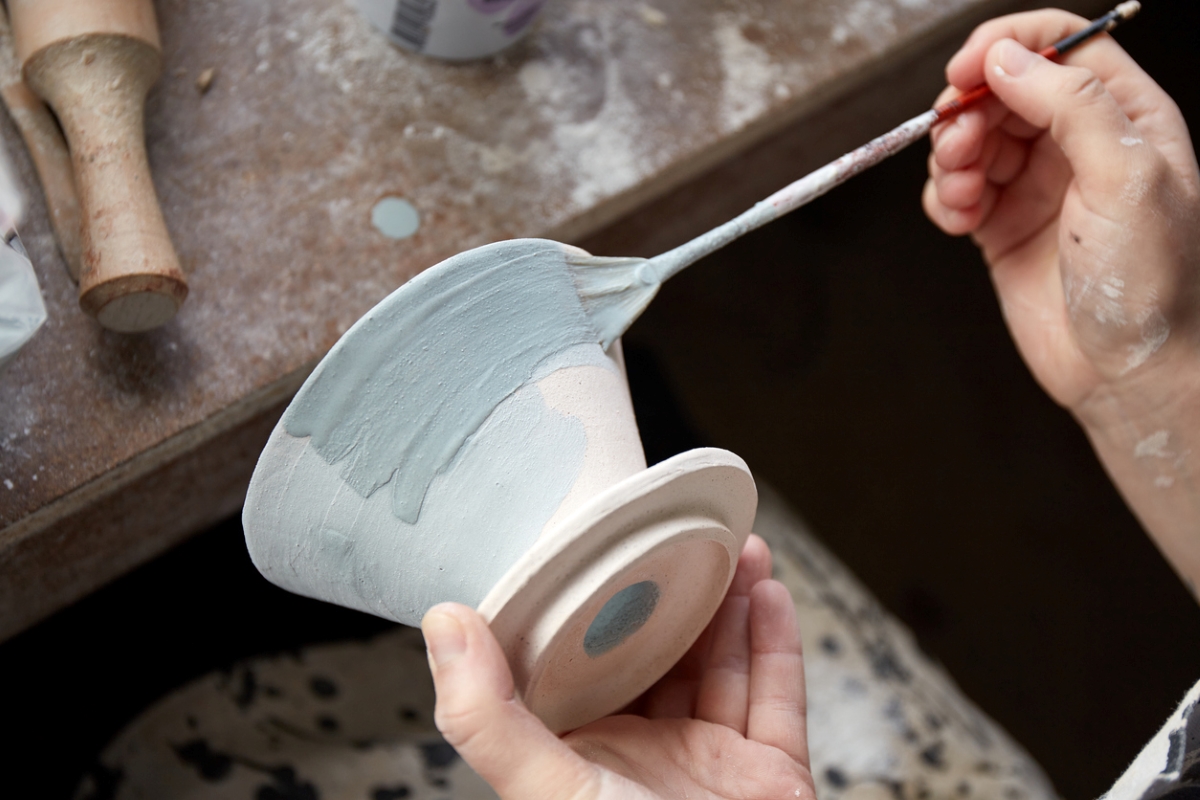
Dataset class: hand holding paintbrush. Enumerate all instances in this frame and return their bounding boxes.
[420,9,1200,800]
[924,6,1200,592]
[567,2,1142,349]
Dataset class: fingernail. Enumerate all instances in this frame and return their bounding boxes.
[423,609,467,668]
[996,39,1037,77]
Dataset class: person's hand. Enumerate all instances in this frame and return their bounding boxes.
[420,534,816,800]
[924,9,1200,592]
[923,9,1200,415]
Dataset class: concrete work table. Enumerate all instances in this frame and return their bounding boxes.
[0,0,1106,641]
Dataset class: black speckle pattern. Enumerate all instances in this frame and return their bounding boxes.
[309,677,338,699]
[864,640,911,683]
[89,491,1174,800]
[234,668,258,710]
[174,739,233,782]
[371,786,411,800]
[920,742,946,770]
[752,486,1062,800]
[420,741,460,770]
[67,627,499,800]
[255,766,318,800]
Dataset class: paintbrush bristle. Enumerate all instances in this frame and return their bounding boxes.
[566,253,660,351]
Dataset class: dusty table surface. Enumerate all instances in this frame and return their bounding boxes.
[0,0,1040,637]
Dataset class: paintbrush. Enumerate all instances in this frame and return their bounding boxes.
[572,1,1142,349]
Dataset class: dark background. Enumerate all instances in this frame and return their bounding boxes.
[3,2,1199,798]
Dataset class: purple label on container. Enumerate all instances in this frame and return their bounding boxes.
[504,0,547,35]
[468,0,517,13]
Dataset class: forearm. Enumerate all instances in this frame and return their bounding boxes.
[1076,353,1200,596]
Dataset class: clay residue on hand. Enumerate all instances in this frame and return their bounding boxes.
[1135,430,1172,459]
[1123,307,1170,374]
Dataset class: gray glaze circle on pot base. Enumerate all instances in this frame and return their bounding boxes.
[584,580,660,657]
[479,448,756,733]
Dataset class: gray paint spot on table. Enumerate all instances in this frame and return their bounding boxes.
[371,197,421,239]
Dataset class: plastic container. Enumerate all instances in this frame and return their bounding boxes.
[355,0,549,61]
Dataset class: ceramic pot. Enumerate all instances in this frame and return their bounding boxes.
[244,239,757,732]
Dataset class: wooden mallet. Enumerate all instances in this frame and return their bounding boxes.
[8,0,187,333]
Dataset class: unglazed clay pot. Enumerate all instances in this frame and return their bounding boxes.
[243,239,757,732]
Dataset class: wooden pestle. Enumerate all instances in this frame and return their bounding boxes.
[8,0,187,332]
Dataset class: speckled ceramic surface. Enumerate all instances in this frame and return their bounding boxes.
[77,486,1065,800]
[72,626,496,800]
[752,485,1056,800]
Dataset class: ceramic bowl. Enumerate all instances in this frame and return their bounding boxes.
[0,234,46,372]
[244,239,757,731]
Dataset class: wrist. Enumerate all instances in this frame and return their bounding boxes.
[1073,340,1200,441]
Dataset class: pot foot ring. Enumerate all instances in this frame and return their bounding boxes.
[479,449,757,733]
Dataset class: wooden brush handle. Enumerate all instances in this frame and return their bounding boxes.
[23,35,186,331]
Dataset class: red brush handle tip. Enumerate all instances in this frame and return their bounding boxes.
[932,1,1139,125]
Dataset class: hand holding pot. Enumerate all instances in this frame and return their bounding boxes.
[421,535,816,800]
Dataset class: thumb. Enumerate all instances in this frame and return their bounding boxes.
[985,37,1144,200]
[422,603,599,800]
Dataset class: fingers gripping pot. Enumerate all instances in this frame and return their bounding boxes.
[244,240,757,732]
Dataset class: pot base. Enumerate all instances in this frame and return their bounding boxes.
[478,447,757,733]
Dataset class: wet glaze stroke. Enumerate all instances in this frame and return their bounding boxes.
[283,239,600,523]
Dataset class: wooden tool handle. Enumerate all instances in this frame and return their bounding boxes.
[23,35,186,332]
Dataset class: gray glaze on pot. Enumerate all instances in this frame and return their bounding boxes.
[283,239,601,524]
[253,376,588,623]
[247,239,628,625]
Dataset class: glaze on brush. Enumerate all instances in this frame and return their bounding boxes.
[571,1,1142,350]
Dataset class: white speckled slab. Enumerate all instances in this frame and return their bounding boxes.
[78,486,1060,800]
